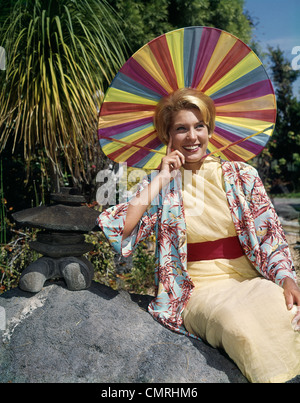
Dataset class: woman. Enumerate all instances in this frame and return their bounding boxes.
[97,88,300,383]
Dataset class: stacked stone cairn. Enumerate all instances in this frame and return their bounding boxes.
[12,188,100,293]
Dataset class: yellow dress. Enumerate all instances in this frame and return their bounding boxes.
[181,156,300,383]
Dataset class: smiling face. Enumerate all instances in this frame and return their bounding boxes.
[169,108,210,171]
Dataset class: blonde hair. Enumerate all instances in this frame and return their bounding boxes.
[154,88,216,144]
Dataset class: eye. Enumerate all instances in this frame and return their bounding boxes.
[176,126,187,132]
[196,122,205,129]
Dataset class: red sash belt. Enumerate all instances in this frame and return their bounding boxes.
[187,236,244,262]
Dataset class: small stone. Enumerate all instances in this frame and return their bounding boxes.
[29,240,94,258]
[37,232,85,245]
[12,204,100,232]
[61,257,94,291]
[19,256,94,293]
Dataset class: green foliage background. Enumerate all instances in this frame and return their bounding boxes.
[108,0,252,53]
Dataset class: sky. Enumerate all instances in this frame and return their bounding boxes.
[244,0,300,97]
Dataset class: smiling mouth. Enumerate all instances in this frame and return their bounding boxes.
[183,144,201,151]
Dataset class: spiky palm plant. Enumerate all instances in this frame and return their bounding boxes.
[0,0,127,187]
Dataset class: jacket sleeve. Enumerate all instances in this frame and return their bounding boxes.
[247,165,297,286]
[96,175,160,257]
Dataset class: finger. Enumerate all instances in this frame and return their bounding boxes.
[284,290,294,310]
[166,136,172,155]
[169,153,182,168]
[166,157,177,171]
[160,156,174,173]
[160,150,185,173]
[291,307,300,331]
[171,150,185,167]
[173,152,186,169]
[178,151,185,166]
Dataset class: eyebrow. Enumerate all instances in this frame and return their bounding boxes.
[173,120,204,126]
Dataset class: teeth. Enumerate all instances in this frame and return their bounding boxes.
[184,145,199,150]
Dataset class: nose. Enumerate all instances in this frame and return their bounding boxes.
[187,128,197,140]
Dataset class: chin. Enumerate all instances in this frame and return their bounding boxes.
[185,152,206,162]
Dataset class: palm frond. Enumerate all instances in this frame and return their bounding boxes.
[0,0,127,183]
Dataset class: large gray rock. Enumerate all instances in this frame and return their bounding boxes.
[0,281,249,383]
[272,198,300,221]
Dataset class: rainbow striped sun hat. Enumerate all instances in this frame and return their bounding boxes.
[98,26,276,169]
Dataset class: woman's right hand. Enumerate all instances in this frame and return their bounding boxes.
[123,138,184,241]
[160,136,185,176]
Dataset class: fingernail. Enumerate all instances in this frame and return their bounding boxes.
[288,304,293,310]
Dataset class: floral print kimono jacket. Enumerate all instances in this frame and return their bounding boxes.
[96,160,296,338]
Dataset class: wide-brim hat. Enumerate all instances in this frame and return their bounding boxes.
[98,26,276,169]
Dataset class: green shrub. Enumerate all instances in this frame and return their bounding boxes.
[0,228,41,293]
[85,232,156,295]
